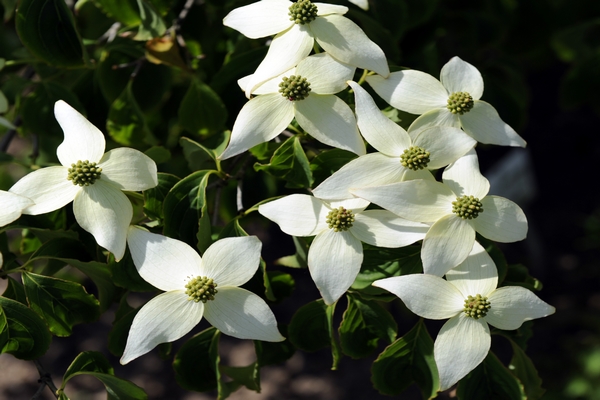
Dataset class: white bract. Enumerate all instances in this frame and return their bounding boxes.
[220,53,364,159]
[258,194,428,305]
[313,81,476,200]
[373,242,555,391]
[121,227,284,364]
[0,190,33,227]
[351,149,528,276]
[224,0,388,96]
[366,56,526,147]
[9,100,157,261]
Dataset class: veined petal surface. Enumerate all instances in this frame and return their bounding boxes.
[0,191,33,226]
[352,210,428,247]
[99,148,158,191]
[222,0,292,39]
[422,214,475,276]
[314,3,348,15]
[446,241,498,297]
[442,149,490,198]
[55,100,105,166]
[472,196,528,243]
[200,236,262,287]
[412,126,476,170]
[259,194,329,236]
[440,57,484,100]
[407,108,460,138]
[485,286,555,330]
[459,101,527,147]
[297,53,354,95]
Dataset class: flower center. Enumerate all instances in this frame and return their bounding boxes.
[326,207,354,232]
[447,91,474,115]
[452,195,483,219]
[279,75,311,101]
[400,146,431,170]
[463,294,491,319]
[288,0,318,25]
[185,276,218,303]
[67,160,102,186]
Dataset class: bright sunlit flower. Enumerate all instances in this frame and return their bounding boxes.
[373,242,555,391]
[259,194,428,305]
[0,190,33,227]
[121,227,285,364]
[224,0,389,96]
[9,101,157,261]
[366,56,526,147]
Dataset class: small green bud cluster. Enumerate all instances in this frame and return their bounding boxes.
[452,195,483,219]
[463,294,491,319]
[447,91,474,115]
[400,146,431,170]
[185,276,218,303]
[67,160,102,186]
[288,0,318,25]
[326,206,355,232]
[279,75,311,101]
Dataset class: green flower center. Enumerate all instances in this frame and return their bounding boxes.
[279,75,311,101]
[288,0,318,25]
[447,91,474,115]
[400,146,431,170]
[452,195,483,219]
[185,276,218,303]
[463,294,491,319]
[67,160,102,186]
[326,207,354,232]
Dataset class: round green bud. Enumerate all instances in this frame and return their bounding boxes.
[452,195,483,219]
[67,160,102,186]
[400,146,431,170]
[447,92,474,115]
[185,276,218,303]
[326,206,355,232]
[288,0,318,25]
[279,75,311,101]
[463,294,491,319]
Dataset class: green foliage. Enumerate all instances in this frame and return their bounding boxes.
[179,79,228,137]
[173,327,220,392]
[457,352,526,399]
[255,135,313,188]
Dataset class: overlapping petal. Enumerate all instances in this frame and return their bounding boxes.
[0,191,33,226]
[459,101,527,147]
[440,57,484,100]
[407,108,461,137]
[297,53,355,95]
[412,126,476,169]
[99,148,158,191]
[472,196,528,243]
[314,2,348,15]
[55,100,105,166]
[222,0,292,39]
[200,236,261,287]
[442,149,490,198]
[485,287,555,330]
[352,210,428,248]
[258,194,329,236]
[446,241,498,297]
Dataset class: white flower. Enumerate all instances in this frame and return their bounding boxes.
[366,56,526,147]
[373,242,555,391]
[121,227,284,364]
[348,0,369,10]
[0,190,33,227]
[224,0,389,96]
[220,53,364,159]
[351,149,527,276]
[258,194,428,305]
[9,101,157,261]
[312,81,476,201]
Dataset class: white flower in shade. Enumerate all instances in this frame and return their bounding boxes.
[9,101,157,261]
[348,0,369,10]
[366,56,526,147]
[121,227,285,364]
[220,53,364,159]
[351,149,527,276]
[312,81,477,201]
[0,190,33,227]
[223,0,388,96]
[258,194,428,305]
[373,242,555,391]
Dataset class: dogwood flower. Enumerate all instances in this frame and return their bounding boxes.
[121,227,284,364]
[223,0,388,96]
[312,81,476,200]
[220,53,364,159]
[0,190,33,227]
[351,149,527,276]
[366,56,526,147]
[373,242,555,391]
[258,194,428,305]
[9,101,157,261]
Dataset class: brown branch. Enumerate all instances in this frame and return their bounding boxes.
[33,360,59,399]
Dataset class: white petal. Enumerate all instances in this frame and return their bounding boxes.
[373,274,464,319]
[328,197,370,211]
[412,126,476,170]
[351,180,455,222]
[440,57,484,100]
[346,0,368,10]
[297,53,355,95]
[219,94,294,160]
[204,286,284,342]
[446,241,498,297]
[222,0,292,39]
[55,100,105,166]
[126,225,202,291]
[459,101,527,147]
[315,3,348,15]
[348,81,411,155]
[258,194,328,236]
[352,210,428,248]
[485,286,555,330]
[366,70,447,114]
[308,229,362,305]
[9,167,79,215]
[472,196,528,243]
[120,291,204,364]
[0,191,33,226]
[400,168,436,182]
[311,14,389,77]
[435,315,490,391]
[200,236,261,287]
[99,148,158,191]
[407,108,461,139]
[442,148,490,198]
[72,181,132,261]
[421,214,475,276]
[295,95,366,155]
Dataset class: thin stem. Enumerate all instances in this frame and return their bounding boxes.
[0,115,21,152]
[355,68,370,86]
[33,360,59,399]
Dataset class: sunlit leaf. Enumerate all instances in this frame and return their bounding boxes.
[0,296,52,359]
[178,79,227,137]
[254,135,313,188]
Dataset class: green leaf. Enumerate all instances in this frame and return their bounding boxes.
[254,326,295,367]
[288,300,330,352]
[254,135,313,188]
[69,260,116,313]
[62,351,113,386]
[178,79,228,137]
[22,272,100,337]
[503,264,543,291]
[62,370,147,400]
[1,0,17,21]
[339,293,397,358]
[110,252,156,292]
[274,236,309,269]
[107,297,138,357]
[107,80,153,147]
[371,319,438,398]
[220,363,260,392]
[16,0,88,67]
[179,136,219,171]
[143,173,180,221]
[133,0,166,41]
[266,271,295,302]
[173,327,220,392]
[144,146,171,164]
[508,338,545,399]
[93,0,141,25]
[310,148,358,187]
[25,238,90,267]
[2,277,28,305]
[0,296,52,359]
